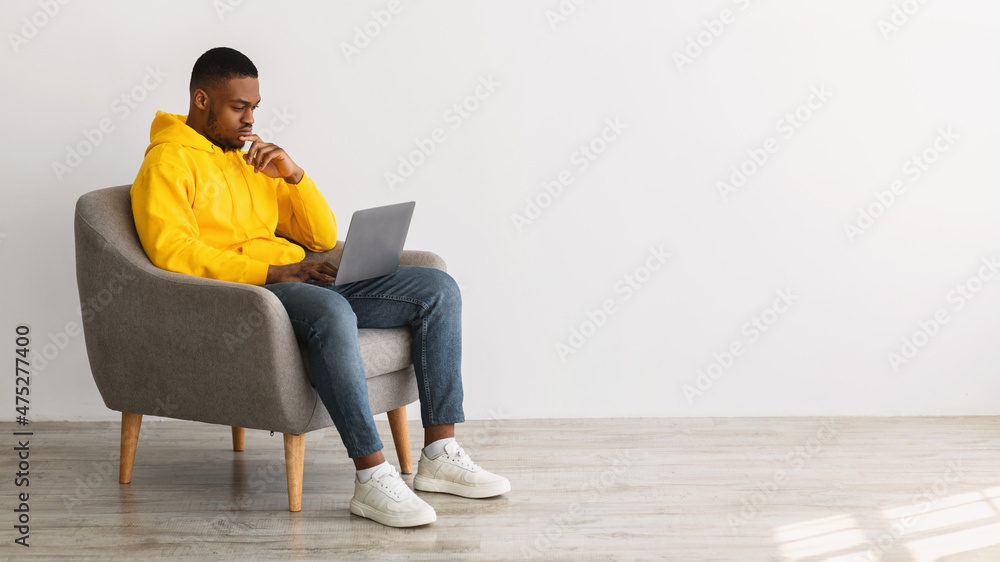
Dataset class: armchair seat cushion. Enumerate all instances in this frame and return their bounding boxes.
[300,328,413,385]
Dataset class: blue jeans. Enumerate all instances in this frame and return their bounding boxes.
[262,265,465,458]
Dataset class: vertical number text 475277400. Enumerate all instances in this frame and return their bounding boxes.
[15,325,30,424]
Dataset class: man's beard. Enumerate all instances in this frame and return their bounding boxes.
[205,109,243,152]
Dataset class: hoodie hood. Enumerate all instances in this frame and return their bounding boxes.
[145,111,217,156]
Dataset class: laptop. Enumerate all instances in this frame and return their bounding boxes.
[328,201,415,286]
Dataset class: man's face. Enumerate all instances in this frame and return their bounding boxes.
[202,76,260,152]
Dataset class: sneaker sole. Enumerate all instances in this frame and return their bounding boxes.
[413,475,511,498]
[349,499,436,527]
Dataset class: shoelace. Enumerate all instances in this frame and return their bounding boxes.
[444,445,482,472]
[372,466,409,501]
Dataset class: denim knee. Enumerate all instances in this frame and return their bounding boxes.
[266,282,359,339]
[310,294,358,332]
[420,268,462,310]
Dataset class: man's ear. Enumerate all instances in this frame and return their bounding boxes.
[192,88,209,111]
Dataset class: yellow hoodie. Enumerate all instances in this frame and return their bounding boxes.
[131,111,338,285]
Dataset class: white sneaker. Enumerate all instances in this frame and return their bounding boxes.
[350,463,437,527]
[413,441,511,499]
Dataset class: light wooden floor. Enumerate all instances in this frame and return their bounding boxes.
[3,417,1000,561]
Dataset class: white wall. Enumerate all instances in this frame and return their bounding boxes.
[2,0,999,421]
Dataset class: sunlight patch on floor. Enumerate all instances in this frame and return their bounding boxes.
[774,514,868,560]
[773,487,1000,561]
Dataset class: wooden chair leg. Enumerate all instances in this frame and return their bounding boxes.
[283,433,305,512]
[120,412,142,484]
[387,406,412,474]
[232,427,245,452]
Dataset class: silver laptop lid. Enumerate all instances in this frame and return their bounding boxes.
[334,201,415,286]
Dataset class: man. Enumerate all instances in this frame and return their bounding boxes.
[130,47,509,528]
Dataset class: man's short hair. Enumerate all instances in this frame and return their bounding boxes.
[189,47,258,94]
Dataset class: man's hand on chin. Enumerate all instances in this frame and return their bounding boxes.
[240,133,305,183]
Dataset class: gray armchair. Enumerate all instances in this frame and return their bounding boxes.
[73,185,446,511]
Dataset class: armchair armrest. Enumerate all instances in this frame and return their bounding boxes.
[400,249,447,271]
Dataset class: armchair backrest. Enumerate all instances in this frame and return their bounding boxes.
[75,185,158,273]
